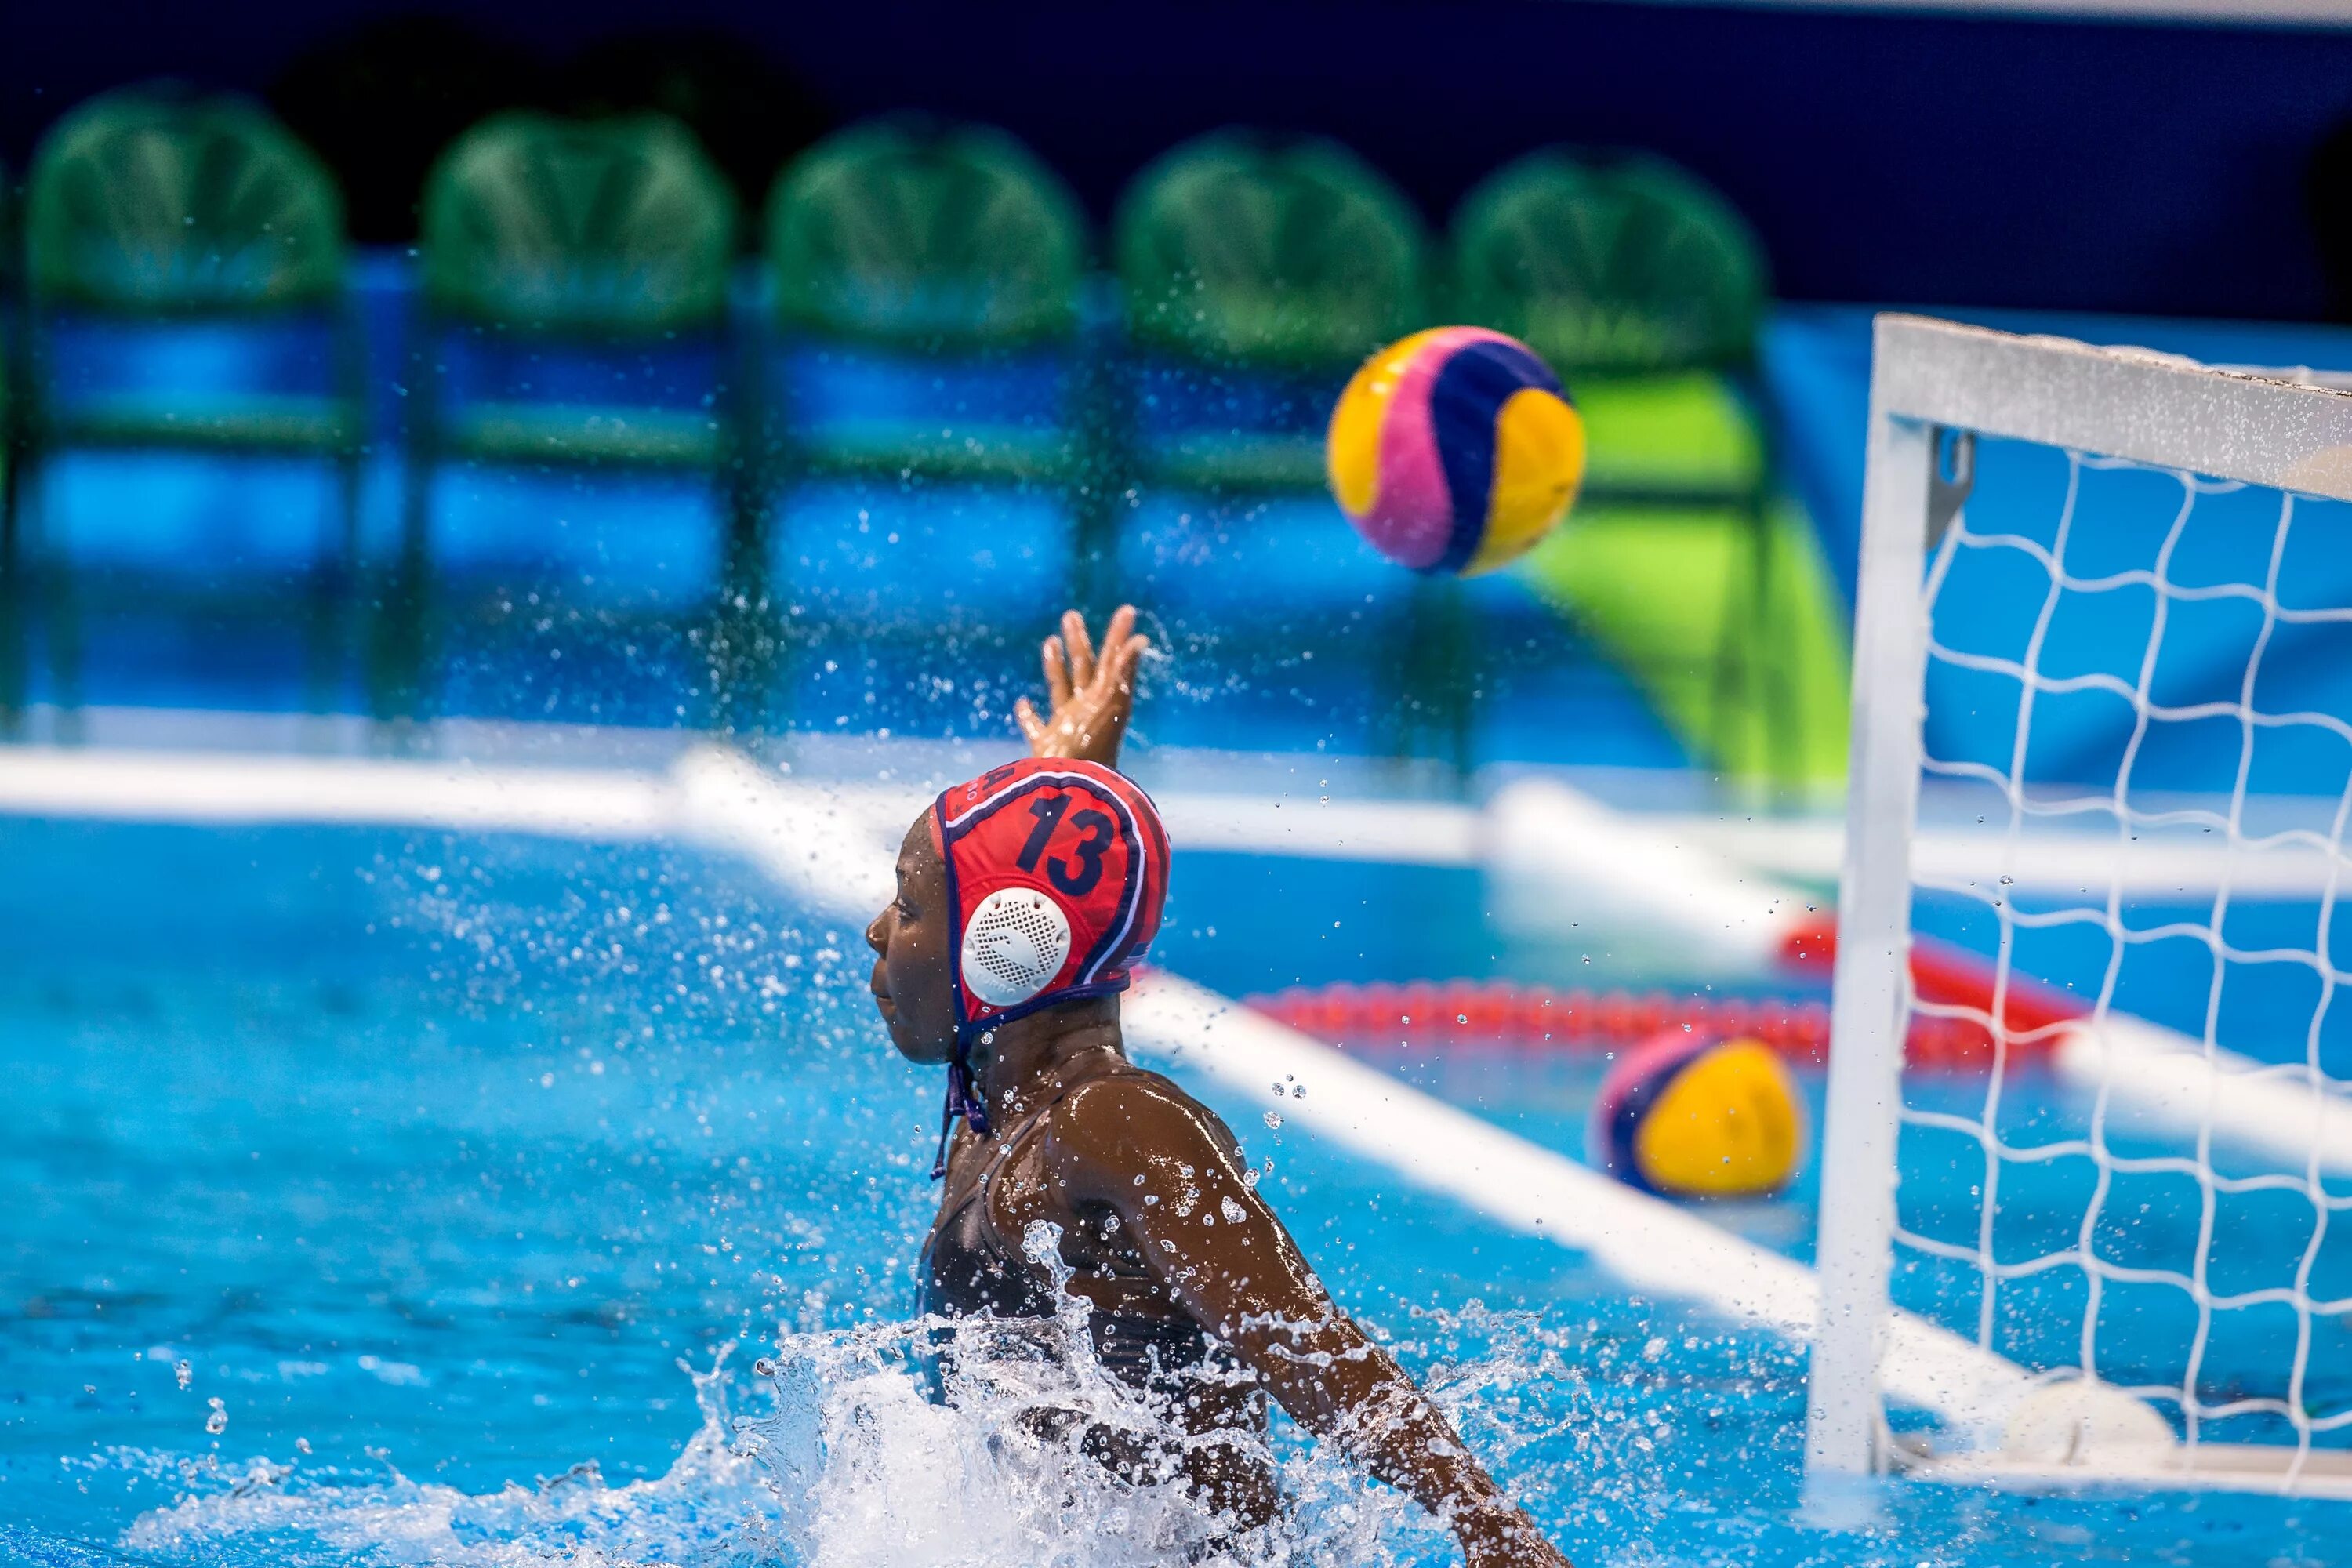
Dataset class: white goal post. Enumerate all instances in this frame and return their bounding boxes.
[1809,314,2352,1492]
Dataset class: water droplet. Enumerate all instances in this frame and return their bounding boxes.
[205,1398,227,1436]
[296,1438,312,1455]
[1220,1196,1247,1224]
[1262,1111,1284,1130]
[1998,874,2014,885]
[752,1358,777,1378]
[1292,1083,1306,1098]
[174,1360,191,1391]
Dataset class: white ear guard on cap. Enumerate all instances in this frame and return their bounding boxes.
[960,887,1074,1009]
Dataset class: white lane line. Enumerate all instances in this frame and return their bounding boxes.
[1156,793,1479,866]
[1696,815,2352,902]
[15,733,2343,902]
[0,746,677,839]
[2058,1014,2352,1179]
[1484,776,1808,975]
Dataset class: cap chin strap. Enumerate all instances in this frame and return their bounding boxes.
[928,978,1140,1178]
[931,1028,996,1180]
[933,885,1066,1178]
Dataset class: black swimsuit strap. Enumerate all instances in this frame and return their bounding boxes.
[926,1051,1143,1269]
[919,1054,1217,1399]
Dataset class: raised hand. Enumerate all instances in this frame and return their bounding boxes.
[1014,605,1149,768]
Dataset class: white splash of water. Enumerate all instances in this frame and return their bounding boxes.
[126,1346,785,1567]
[118,1280,1639,1568]
[739,1223,1315,1567]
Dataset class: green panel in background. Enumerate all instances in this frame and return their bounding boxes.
[1517,499,1851,793]
[1574,373,1763,499]
[27,85,345,314]
[421,111,738,336]
[1116,130,1427,370]
[768,117,1087,349]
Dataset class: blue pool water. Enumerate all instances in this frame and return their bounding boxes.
[5,815,2351,1565]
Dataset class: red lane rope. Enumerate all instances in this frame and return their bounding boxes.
[1244,960,2067,1073]
[1778,916,2088,1064]
[1241,914,2089,1072]
[1244,981,1835,1058]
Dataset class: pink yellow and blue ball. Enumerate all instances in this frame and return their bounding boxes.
[1326,326,1588,576]
[1588,1032,1805,1199]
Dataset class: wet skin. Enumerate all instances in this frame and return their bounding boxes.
[862,608,1572,1568]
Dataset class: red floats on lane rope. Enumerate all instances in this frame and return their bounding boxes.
[1241,977,2062,1072]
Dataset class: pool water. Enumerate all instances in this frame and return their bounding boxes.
[4,816,2350,1566]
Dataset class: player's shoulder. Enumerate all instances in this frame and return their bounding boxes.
[1056,1062,1243,1159]
[1059,1061,1202,1122]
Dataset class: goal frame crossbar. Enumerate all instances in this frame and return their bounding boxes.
[1807,314,2352,1486]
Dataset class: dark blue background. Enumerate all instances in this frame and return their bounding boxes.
[9,0,2352,318]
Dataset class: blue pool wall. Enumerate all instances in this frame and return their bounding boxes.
[34,257,2352,795]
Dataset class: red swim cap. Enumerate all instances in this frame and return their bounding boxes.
[931,756,1169,1037]
[925,757,1169,1174]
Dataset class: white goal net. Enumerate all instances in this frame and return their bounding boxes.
[1809,317,2352,1495]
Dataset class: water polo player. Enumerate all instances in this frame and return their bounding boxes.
[865,605,1571,1567]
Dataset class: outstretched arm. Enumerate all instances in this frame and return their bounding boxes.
[1016,605,1149,768]
[1064,1079,1572,1568]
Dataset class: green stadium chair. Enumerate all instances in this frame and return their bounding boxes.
[1,161,19,730]
[755,116,1102,715]
[400,110,743,718]
[414,110,739,466]
[1450,147,1843,795]
[1113,129,1427,493]
[1450,149,1766,380]
[764,114,1091,485]
[14,86,362,721]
